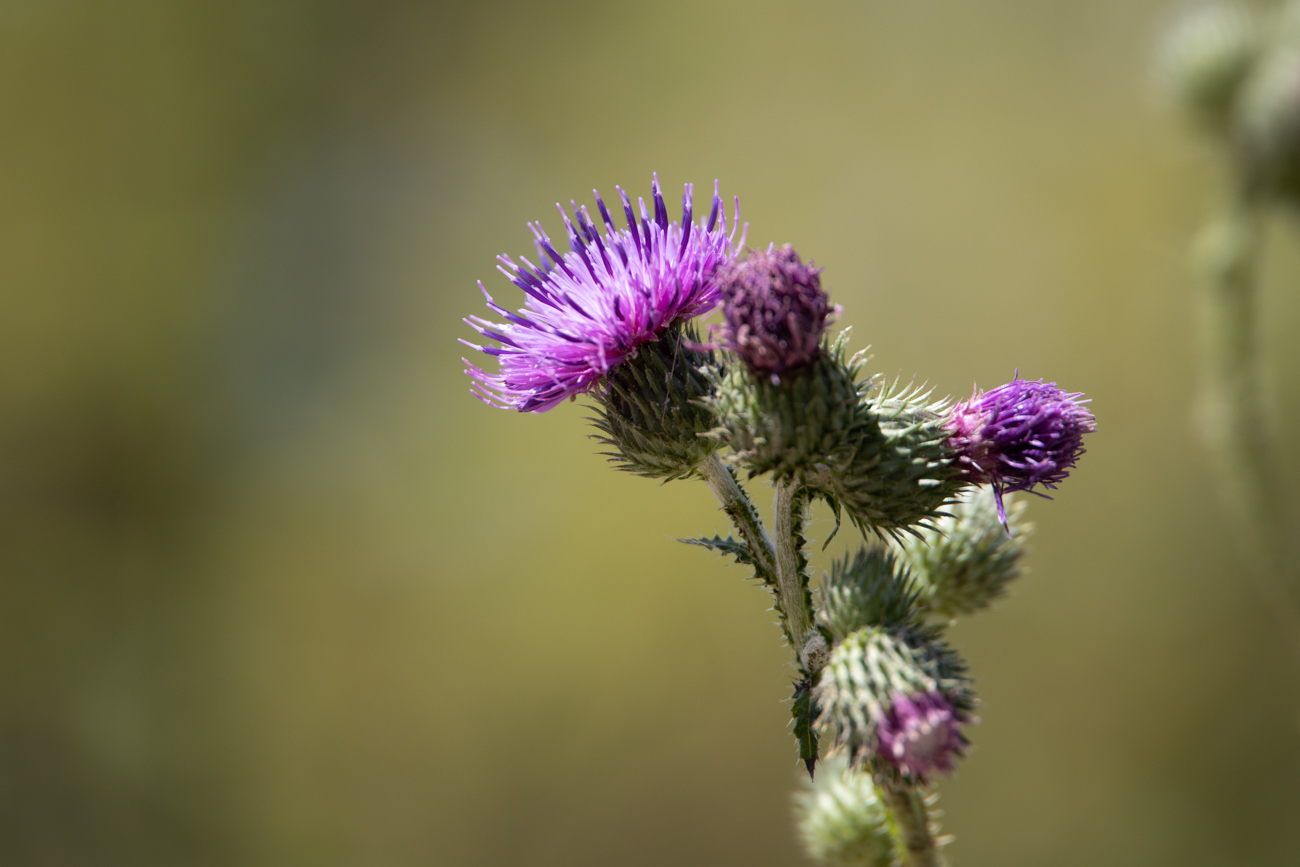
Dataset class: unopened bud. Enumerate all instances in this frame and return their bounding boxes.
[716,244,834,383]
[1158,2,1259,129]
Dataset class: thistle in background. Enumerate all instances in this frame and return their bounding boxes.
[1156,1,1300,662]
[945,377,1095,525]
[1157,1,1259,131]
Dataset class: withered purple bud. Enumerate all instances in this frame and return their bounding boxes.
[716,244,834,383]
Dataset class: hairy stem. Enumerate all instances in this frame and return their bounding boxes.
[773,477,814,654]
[698,453,776,579]
[880,779,942,867]
[1195,193,1300,662]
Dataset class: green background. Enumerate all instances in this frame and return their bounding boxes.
[2,1,1298,864]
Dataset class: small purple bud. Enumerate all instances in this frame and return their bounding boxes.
[876,690,967,780]
[946,377,1096,524]
[715,244,835,383]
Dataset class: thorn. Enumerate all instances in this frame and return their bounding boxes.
[804,757,817,778]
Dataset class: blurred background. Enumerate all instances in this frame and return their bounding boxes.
[2,0,1299,864]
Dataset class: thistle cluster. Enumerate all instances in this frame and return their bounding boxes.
[1159,0,1300,204]
[460,175,1095,866]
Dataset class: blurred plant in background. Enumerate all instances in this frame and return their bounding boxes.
[462,176,1095,865]
[1159,0,1300,660]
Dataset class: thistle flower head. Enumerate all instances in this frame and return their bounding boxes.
[817,625,975,782]
[715,244,834,382]
[876,690,967,779]
[461,175,742,412]
[946,377,1096,523]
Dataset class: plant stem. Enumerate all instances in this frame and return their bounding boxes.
[773,477,814,654]
[698,452,776,579]
[880,778,943,867]
[1195,192,1300,662]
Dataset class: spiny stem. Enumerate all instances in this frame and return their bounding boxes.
[1195,193,1300,663]
[880,778,943,867]
[773,476,814,654]
[698,452,776,580]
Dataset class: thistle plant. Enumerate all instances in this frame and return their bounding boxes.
[1157,1,1300,659]
[461,174,1096,866]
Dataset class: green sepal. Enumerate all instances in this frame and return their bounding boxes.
[806,379,969,539]
[820,546,926,639]
[589,324,718,480]
[704,329,866,480]
[899,487,1034,619]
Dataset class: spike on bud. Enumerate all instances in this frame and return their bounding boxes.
[716,244,835,382]
[945,377,1096,524]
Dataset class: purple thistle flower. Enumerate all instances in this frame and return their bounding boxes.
[876,690,968,780]
[461,175,743,412]
[714,244,836,383]
[946,377,1097,524]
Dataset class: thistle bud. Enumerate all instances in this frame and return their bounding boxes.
[816,625,974,782]
[1158,2,1259,129]
[716,244,834,383]
[946,377,1095,525]
[805,380,967,537]
[589,324,718,480]
[900,486,1034,619]
[1237,45,1300,199]
[875,690,967,779]
[794,754,898,867]
[705,325,864,480]
[819,546,923,639]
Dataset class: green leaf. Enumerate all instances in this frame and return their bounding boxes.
[677,534,756,567]
[792,676,820,778]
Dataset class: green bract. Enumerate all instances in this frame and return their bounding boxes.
[815,625,974,770]
[807,379,966,538]
[820,546,924,639]
[794,754,899,867]
[707,331,967,536]
[899,487,1034,619]
[705,330,864,479]
[589,324,718,480]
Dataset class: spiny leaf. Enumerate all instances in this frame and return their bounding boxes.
[792,676,820,778]
[677,534,756,566]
